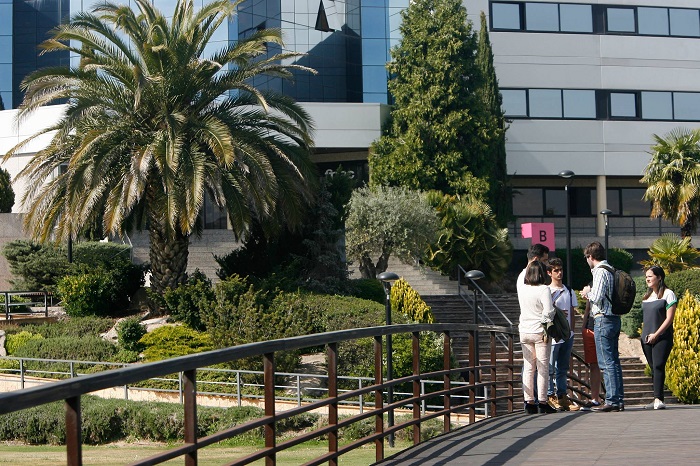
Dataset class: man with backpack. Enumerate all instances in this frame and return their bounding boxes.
[580,241,625,412]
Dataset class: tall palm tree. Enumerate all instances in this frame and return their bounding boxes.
[642,128,700,239]
[5,0,318,294]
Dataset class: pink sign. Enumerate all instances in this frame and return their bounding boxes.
[521,223,555,251]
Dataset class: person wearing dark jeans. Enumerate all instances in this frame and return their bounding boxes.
[641,265,677,410]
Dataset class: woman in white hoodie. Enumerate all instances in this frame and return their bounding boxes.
[519,260,557,414]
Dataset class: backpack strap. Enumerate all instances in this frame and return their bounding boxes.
[597,264,615,305]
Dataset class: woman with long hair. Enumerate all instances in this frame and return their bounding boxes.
[641,265,677,410]
[518,260,557,414]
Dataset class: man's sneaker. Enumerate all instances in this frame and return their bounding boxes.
[644,400,655,410]
[654,399,666,410]
[591,403,620,412]
[525,402,539,414]
[580,400,601,411]
[559,395,580,411]
[539,402,559,414]
[547,394,562,411]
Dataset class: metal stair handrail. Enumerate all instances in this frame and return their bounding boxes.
[458,265,514,350]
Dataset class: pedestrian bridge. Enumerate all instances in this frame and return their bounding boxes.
[381,404,700,465]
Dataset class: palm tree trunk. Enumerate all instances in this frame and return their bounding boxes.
[148,212,190,295]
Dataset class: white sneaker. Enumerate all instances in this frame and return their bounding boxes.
[654,399,666,410]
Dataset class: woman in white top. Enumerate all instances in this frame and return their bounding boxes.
[641,265,677,410]
[519,260,557,414]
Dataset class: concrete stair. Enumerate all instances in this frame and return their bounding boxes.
[349,257,456,296]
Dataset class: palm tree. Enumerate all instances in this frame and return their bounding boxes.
[5,0,318,294]
[642,128,700,239]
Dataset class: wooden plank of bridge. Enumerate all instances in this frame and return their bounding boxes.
[379,404,700,465]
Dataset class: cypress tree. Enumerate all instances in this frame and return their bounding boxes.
[476,11,512,226]
[369,0,491,200]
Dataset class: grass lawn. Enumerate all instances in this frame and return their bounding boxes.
[0,441,410,465]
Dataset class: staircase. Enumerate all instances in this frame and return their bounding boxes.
[425,293,675,407]
[349,257,456,296]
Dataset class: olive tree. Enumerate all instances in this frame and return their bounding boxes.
[345,186,439,279]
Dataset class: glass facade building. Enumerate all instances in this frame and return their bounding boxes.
[3,0,405,109]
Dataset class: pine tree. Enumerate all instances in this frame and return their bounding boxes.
[369,0,491,200]
[476,11,512,226]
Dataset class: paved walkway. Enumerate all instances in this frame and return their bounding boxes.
[379,404,700,465]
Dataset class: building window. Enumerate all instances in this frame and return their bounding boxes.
[673,93,700,121]
[202,193,227,229]
[610,92,637,118]
[641,92,673,120]
[620,189,650,216]
[638,7,669,36]
[492,2,522,30]
[670,9,700,37]
[529,89,562,118]
[560,4,593,33]
[525,2,558,31]
[563,90,596,118]
[513,188,543,216]
[501,89,528,116]
[606,7,635,33]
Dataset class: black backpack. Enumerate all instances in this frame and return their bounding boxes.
[599,264,636,315]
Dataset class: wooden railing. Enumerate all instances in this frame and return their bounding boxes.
[0,323,519,466]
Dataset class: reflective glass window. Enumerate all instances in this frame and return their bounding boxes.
[0,36,10,63]
[525,3,558,31]
[621,189,649,216]
[513,188,543,216]
[363,65,388,94]
[605,189,621,215]
[560,4,593,33]
[638,7,669,36]
[0,91,10,110]
[641,92,673,120]
[501,89,527,116]
[362,39,389,66]
[563,90,596,118]
[606,8,635,33]
[492,2,521,30]
[361,6,387,39]
[670,9,700,37]
[0,64,10,91]
[673,93,700,120]
[529,89,562,118]
[545,189,566,215]
[610,92,636,118]
[0,4,10,32]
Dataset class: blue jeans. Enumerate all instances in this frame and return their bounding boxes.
[594,315,624,406]
[548,335,574,397]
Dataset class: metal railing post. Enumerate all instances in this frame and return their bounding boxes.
[66,396,82,466]
[263,352,275,466]
[374,335,384,463]
[443,331,451,433]
[183,369,197,466]
[328,342,338,466]
[412,331,421,445]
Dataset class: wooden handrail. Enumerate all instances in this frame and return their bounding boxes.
[0,323,519,465]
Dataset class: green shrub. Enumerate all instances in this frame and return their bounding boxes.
[117,317,146,352]
[2,240,70,291]
[621,275,647,337]
[15,316,114,339]
[162,270,215,331]
[5,330,44,355]
[665,268,700,297]
[0,166,14,213]
[139,325,213,361]
[57,273,111,316]
[667,291,700,403]
[13,336,117,362]
[390,278,433,323]
[349,278,385,303]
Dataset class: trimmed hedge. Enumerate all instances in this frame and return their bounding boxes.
[0,396,319,445]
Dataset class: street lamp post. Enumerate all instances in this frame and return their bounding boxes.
[465,269,485,391]
[600,209,612,260]
[558,170,575,288]
[377,271,399,447]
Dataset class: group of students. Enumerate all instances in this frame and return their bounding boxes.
[517,241,677,413]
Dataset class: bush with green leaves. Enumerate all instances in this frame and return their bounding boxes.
[162,270,215,331]
[2,240,71,291]
[0,396,319,445]
[390,278,433,323]
[665,268,700,297]
[348,278,385,303]
[5,330,44,355]
[0,166,14,213]
[57,272,111,317]
[11,316,114,339]
[425,191,512,282]
[117,317,146,352]
[639,233,700,272]
[139,325,213,362]
[621,275,647,337]
[667,291,700,403]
